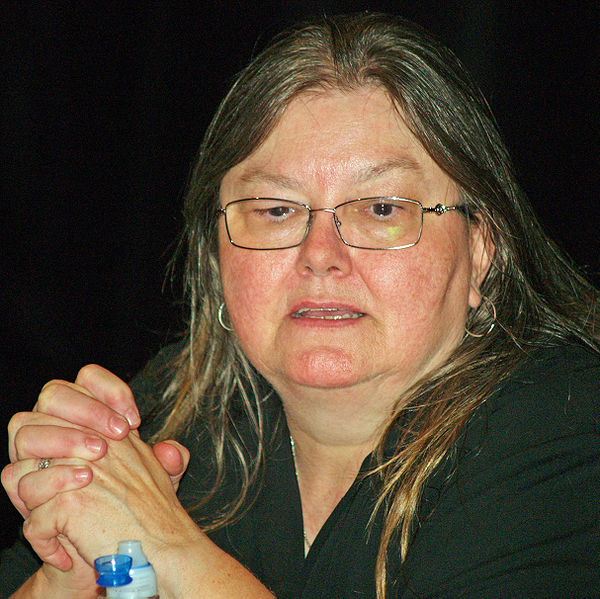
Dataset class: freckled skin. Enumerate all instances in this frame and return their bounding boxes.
[218,88,490,414]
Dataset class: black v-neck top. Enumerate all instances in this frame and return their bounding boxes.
[203,418,384,598]
[2,343,600,598]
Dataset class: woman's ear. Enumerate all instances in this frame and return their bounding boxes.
[468,215,495,309]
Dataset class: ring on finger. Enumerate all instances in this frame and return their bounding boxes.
[37,457,52,470]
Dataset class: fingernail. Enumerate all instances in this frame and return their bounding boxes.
[85,437,105,454]
[125,408,140,427]
[73,467,91,483]
[109,415,128,435]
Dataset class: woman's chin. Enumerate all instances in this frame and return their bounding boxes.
[282,348,366,389]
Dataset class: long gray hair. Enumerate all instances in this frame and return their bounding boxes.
[151,13,599,597]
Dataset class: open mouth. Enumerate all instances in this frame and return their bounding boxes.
[291,307,365,320]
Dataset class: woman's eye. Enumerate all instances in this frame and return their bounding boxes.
[267,206,292,218]
[369,202,397,218]
[252,204,296,221]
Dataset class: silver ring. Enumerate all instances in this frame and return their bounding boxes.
[37,457,52,470]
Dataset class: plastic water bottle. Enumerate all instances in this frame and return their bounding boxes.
[95,540,159,598]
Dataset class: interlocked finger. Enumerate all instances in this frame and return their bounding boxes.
[34,378,134,440]
[1,457,92,517]
[10,418,107,463]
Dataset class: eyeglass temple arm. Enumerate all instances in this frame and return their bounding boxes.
[423,203,470,216]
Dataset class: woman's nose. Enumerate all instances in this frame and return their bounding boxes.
[295,210,352,276]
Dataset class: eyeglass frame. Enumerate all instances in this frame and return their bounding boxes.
[216,197,469,251]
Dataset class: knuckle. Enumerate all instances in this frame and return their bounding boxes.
[76,363,103,384]
[37,380,66,412]
[22,517,42,544]
[22,518,33,539]
[51,471,70,493]
[66,430,88,452]
[79,364,133,405]
[112,384,134,406]
[7,415,23,448]
[17,480,34,509]
[12,426,30,455]
[89,403,113,427]
[1,464,15,489]
[107,382,135,409]
[8,412,30,437]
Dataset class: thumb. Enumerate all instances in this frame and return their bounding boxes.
[152,440,190,491]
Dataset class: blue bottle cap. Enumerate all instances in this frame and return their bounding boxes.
[95,554,133,587]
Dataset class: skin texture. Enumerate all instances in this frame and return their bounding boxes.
[220,87,490,444]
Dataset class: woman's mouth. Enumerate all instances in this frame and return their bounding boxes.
[291,307,365,320]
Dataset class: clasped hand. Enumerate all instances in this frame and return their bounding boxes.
[2,365,192,582]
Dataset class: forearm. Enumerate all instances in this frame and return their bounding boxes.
[9,566,97,599]
[157,534,275,599]
[9,569,49,599]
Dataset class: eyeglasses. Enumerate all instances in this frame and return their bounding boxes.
[217,197,467,250]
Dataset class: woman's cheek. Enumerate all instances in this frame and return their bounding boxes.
[222,251,291,340]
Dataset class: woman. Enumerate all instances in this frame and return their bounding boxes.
[2,12,599,598]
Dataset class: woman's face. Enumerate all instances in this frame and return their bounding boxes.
[219,88,490,400]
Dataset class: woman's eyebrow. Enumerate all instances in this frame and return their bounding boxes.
[237,170,303,193]
[351,157,423,184]
[236,156,423,192]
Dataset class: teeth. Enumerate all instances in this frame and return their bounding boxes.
[292,307,364,320]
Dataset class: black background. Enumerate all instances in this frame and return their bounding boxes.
[1,2,598,551]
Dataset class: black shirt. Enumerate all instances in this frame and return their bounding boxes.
[2,343,600,598]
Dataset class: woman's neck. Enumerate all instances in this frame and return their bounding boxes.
[281,383,393,550]
[288,428,369,553]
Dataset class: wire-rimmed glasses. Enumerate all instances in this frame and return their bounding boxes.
[217,197,466,250]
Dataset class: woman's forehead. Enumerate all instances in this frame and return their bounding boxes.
[222,87,446,194]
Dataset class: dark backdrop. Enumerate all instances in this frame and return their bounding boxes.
[1,2,598,551]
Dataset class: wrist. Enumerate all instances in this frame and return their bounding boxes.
[41,562,97,599]
[151,526,207,598]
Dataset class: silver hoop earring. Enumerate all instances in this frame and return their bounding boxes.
[218,303,234,331]
[464,296,496,338]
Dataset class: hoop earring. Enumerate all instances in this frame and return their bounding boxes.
[464,296,496,338]
[218,303,234,331]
